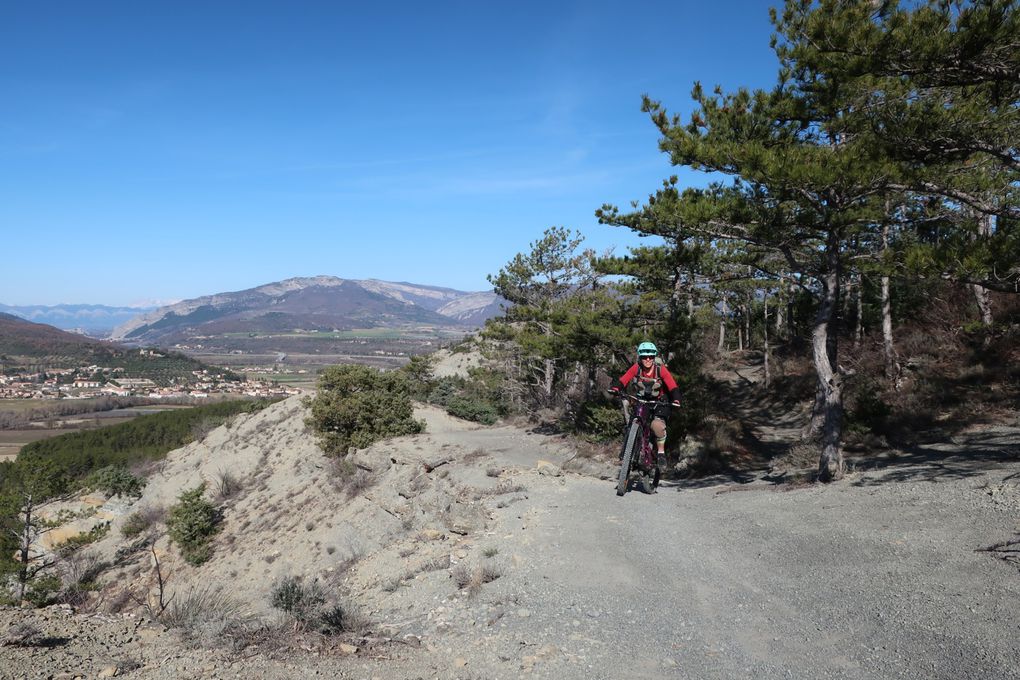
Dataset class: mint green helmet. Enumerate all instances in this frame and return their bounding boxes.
[637,342,658,357]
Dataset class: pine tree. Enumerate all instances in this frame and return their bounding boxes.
[486,227,622,407]
[775,0,1020,292]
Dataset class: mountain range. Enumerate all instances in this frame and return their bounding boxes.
[0,304,157,337]
[109,276,502,344]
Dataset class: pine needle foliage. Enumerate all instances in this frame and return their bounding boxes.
[167,484,220,566]
[306,364,424,456]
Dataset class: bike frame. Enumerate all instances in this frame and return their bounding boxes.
[616,394,660,495]
[622,395,657,471]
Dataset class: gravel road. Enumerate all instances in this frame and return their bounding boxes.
[487,470,1020,679]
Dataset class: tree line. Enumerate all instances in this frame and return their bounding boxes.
[486,0,1019,480]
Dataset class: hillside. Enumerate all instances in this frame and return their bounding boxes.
[0,304,157,337]
[10,370,1017,679]
[111,276,503,344]
[0,312,236,383]
[0,312,112,361]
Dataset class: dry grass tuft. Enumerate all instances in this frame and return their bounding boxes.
[451,561,503,596]
[214,469,244,502]
[162,585,254,649]
[329,458,377,498]
[0,623,43,647]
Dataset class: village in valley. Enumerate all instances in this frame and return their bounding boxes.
[0,349,299,401]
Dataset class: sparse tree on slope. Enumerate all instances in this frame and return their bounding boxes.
[487,227,616,406]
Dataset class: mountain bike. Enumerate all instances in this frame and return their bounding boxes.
[613,393,661,496]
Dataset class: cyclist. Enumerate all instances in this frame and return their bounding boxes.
[609,342,681,467]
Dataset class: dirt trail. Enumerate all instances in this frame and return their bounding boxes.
[3,388,1019,679]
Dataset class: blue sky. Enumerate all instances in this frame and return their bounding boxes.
[2,1,781,306]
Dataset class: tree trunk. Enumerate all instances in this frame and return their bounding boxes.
[744,304,751,351]
[970,211,994,332]
[854,272,864,348]
[763,297,771,389]
[686,293,695,352]
[812,241,845,482]
[776,277,786,339]
[880,214,900,383]
[718,299,728,354]
[882,274,899,382]
[971,284,993,326]
[542,358,554,401]
[17,494,34,602]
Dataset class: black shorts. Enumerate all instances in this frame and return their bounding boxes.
[652,402,671,422]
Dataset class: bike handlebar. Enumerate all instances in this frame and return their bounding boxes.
[607,390,659,405]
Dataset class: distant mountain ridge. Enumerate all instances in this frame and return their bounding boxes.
[111,276,502,344]
[0,313,236,383]
[0,312,114,359]
[0,304,157,336]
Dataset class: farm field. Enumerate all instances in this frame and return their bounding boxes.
[0,398,61,413]
[185,349,415,387]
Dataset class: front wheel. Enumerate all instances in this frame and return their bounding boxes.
[616,421,641,496]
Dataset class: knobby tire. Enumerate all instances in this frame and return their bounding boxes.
[617,421,641,496]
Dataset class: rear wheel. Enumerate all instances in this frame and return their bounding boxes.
[616,421,640,496]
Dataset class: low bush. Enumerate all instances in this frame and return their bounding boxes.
[84,466,146,499]
[120,505,164,538]
[163,584,251,647]
[450,561,502,597]
[847,389,892,435]
[214,470,243,501]
[305,365,424,456]
[427,368,507,425]
[328,459,375,498]
[270,575,354,635]
[576,402,624,442]
[166,484,219,566]
[0,622,43,647]
[55,524,110,555]
[24,574,62,607]
[271,575,324,623]
[445,395,499,425]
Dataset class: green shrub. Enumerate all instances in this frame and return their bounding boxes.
[56,524,110,555]
[121,509,157,538]
[270,575,352,634]
[84,466,146,499]
[428,368,507,425]
[25,574,62,607]
[167,484,219,566]
[305,365,425,456]
[848,388,892,434]
[577,402,624,442]
[446,395,500,425]
[427,376,464,407]
[398,354,436,400]
[270,575,324,622]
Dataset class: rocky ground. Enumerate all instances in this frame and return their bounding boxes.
[2,361,1019,679]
